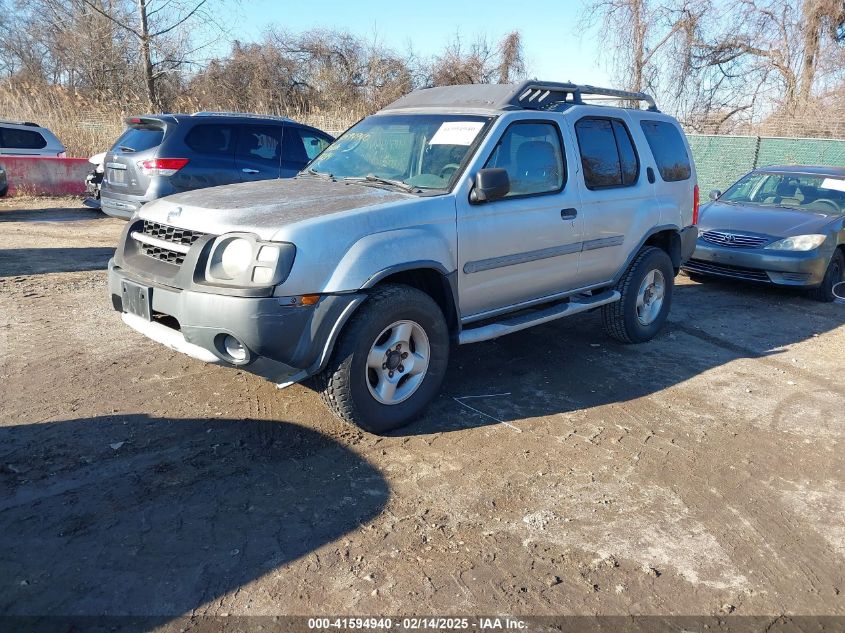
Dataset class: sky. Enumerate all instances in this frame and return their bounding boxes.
[225,0,611,86]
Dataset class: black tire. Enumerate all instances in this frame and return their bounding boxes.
[314,283,450,434]
[602,246,675,344]
[809,249,844,303]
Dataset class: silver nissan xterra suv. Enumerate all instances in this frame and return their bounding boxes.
[109,81,699,433]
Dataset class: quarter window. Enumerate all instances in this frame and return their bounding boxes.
[296,129,332,160]
[639,120,691,182]
[184,124,236,155]
[574,117,639,189]
[0,127,47,149]
[483,121,565,197]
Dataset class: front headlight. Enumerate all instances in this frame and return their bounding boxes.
[205,233,295,287]
[764,234,827,251]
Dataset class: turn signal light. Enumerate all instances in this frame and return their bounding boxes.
[300,294,320,306]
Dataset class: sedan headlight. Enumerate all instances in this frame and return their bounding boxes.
[764,234,827,252]
[205,233,295,287]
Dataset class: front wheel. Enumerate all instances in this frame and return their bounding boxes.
[809,249,844,303]
[602,246,675,343]
[314,284,450,434]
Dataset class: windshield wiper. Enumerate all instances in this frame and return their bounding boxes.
[304,167,333,179]
[343,174,417,192]
[118,145,136,153]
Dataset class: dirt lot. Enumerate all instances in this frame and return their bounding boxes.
[1,198,843,620]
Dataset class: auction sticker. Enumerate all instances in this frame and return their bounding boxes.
[429,121,485,145]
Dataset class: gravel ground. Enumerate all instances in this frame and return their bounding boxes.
[1,198,843,621]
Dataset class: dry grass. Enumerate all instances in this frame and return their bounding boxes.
[1,84,358,158]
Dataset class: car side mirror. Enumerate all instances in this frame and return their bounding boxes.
[709,189,722,201]
[470,168,510,203]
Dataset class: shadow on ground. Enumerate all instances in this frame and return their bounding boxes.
[0,206,107,223]
[0,415,388,617]
[402,277,845,435]
[0,247,115,275]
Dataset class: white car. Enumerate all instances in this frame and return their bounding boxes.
[0,120,66,157]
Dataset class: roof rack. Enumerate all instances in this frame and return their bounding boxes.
[0,119,40,127]
[192,111,293,122]
[508,81,658,112]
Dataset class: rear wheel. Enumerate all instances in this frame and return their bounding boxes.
[602,246,674,343]
[809,249,844,303]
[314,284,450,434]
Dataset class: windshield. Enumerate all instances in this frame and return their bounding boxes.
[307,114,491,190]
[721,171,845,214]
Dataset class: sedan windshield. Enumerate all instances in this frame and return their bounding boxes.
[306,114,491,191]
[721,171,845,214]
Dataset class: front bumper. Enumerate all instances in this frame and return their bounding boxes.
[109,259,364,384]
[683,240,829,286]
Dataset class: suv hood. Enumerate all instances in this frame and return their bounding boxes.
[139,177,411,240]
[700,200,839,237]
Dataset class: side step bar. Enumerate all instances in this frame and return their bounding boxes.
[458,290,620,345]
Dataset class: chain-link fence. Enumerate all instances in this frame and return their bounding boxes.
[688,134,845,194]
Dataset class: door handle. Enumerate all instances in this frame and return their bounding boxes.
[242,168,259,174]
[560,208,578,220]
[647,167,655,184]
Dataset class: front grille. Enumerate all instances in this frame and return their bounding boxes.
[701,230,769,249]
[684,259,771,282]
[135,220,208,265]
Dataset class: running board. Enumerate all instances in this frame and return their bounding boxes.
[458,290,620,345]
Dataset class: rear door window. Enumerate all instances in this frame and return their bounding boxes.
[184,124,236,155]
[113,126,164,153]
[574,117,639,189]
[639,120,691,181]
[0,127,47,149]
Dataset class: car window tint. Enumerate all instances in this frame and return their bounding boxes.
[113,126,163,152]
[282,126,310,165]
[1,127,47,149]
[575,118,624,188]
[237,125,282,165]
[612,120,639,185]
[184,124,236,155]
[483,121,564,197]
[639,120,691,182]
[296,129,331,160]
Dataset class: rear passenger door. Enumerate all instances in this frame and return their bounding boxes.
[236,125,283,182]
[570,113,657,285]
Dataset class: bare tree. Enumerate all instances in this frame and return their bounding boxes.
[428,31,526,86]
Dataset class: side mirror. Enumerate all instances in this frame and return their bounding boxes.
[470,168,510,203]
[709,189,722,201]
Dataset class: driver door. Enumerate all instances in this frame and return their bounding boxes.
[457,119,584,319]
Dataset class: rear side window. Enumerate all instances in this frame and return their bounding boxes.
[574,117,639,189]
[483,121,565,197]
[184,124,236,155]
[639,120,691,182]
[113,126,164,152]
[0,127,47,149]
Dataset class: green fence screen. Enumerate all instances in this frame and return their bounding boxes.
[687,134,845,194]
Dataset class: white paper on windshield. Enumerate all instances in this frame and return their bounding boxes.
[820,177,845,193]
[429,121,484,146]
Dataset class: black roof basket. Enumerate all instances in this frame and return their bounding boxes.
[506,81,658,112]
